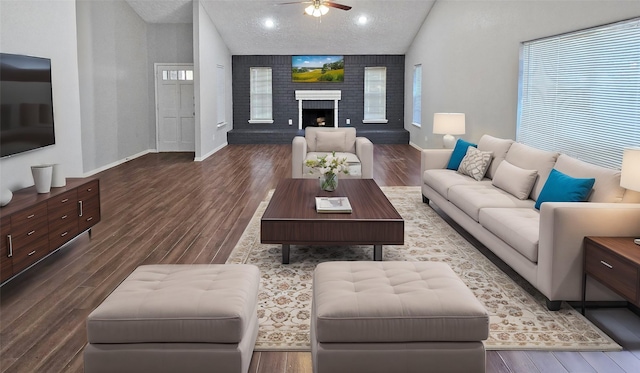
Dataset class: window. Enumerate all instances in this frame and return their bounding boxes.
[162,69,193,81]
[517,18,640,169]
[216,65,226,127]
[249,67,273,124]
[412,64,422,127]
[363,67,387,123]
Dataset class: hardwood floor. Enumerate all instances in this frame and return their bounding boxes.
[1,144,639,372]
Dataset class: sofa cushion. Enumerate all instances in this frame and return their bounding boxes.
[423,169,489,199]
[534,169,595,210]
[305,127,356,153]
[457,147,493,181]
[479,208,540,263]
[447,139,477,170]
[505,143,559,201]
[316,131,347,152]
[554,154,625,203]
[304,152,361,177]
[491,160,538,200]
[448,183,535,222]
[477,135,514,179]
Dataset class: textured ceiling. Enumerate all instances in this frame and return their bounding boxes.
[126,0,436,55]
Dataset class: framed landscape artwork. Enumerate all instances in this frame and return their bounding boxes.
[292,55,344,82]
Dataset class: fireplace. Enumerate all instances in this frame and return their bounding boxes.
[295,90,341,130]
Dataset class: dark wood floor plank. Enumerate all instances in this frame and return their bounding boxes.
[604,351,640,373]
[580,352,626,373]
[1,144,640,373]
[526,351,570,373]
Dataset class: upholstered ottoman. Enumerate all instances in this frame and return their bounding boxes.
[84,264,260,373]
[312,261,489,373]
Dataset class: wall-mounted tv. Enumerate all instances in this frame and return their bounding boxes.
[0,53,56,158]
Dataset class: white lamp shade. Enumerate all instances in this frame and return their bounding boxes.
[433,113,466,135]
[620,147,640,192]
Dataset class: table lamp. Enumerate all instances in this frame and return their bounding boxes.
[433,113,465,149]
[620,147,640,245]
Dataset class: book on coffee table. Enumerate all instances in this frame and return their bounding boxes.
[315,197,352,213]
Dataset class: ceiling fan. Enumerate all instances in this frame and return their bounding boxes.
[278,0,352,17]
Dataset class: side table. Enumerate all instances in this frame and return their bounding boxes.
[582,237,640,315]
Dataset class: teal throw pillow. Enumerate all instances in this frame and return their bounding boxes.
[446,139,478,170]
[534,169,595,210]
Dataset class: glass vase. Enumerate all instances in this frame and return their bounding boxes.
[319,172,338,192]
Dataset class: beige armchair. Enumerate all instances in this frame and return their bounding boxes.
[292,127,373,179]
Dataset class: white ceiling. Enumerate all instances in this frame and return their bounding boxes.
[126,0,436,55]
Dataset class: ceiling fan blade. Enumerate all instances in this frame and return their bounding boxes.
[324,2,352,11]
[275,1,312,5]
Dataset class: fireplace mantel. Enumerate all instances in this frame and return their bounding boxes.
[295,90,341,130]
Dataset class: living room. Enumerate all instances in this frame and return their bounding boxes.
[1,1,640,372]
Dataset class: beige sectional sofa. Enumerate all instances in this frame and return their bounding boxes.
[421,135,640,310]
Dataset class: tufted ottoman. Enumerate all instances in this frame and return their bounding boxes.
[312,261,489,373]
[84,264,260,373]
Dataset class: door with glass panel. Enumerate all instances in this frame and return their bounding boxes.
[155,64,195,152]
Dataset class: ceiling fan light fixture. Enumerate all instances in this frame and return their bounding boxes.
[304,5,315,16]
[319,5,329,15]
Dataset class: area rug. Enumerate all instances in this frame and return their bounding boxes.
[226,186,621,352]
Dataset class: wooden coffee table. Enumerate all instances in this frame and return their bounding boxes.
[260,179,404,264]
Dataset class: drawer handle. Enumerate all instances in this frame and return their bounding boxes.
[86,217,93,222]
[600,260,613,269]
[61,198,69,203]
[27,214,35,219]
[28,250,36,256]
[78,201,83,217]
[61,215,68,220]
[27,230,36,236]
[87,188,92,192]
[7,234,12,258]
[61,232,68,237]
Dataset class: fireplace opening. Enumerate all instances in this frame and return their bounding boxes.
[302,109,334,129]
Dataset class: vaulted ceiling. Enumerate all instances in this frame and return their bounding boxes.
[126,0,436,55]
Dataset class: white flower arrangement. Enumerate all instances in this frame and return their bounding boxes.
[305,151,350,177]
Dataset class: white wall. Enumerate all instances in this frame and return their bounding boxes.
[0,0,83,191]
[193,1,232,161]
[76,0,151,173]
[406,0,640,149]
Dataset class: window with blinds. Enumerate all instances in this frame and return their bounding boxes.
[412,64,422,127]
[216,65,226,127]
[249,67,273,124]
[517,18,640,169]
[363,67,387,123]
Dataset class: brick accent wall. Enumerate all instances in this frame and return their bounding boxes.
[232,55,405,131]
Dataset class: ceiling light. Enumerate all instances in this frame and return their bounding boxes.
[265,19,274,28]
[305,4,329,18]
[358,16,368,25]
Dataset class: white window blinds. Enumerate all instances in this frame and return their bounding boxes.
[249,67,273,124]
[412,64,422,127]
[517,18,640,169]
[216,65,225,126]
[364,67,387,123]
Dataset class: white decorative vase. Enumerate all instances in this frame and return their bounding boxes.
[31,165,53,194]
[51,163,66,187]
[0,188,12,207]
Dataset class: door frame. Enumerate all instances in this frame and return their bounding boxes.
[154,63,195,152]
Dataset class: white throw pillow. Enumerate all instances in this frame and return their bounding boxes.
[316,131,347,152]
[492,160,538,200]
[457,147,493,181]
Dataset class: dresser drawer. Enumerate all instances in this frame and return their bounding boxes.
[1,217,12,283]
[12,236,49,274]
[11,202,48,236]
[47,189,78,215]
[78,197,100,232]
[77,180,99,201]
[49,223,80,251]
[48,203,78,233]
[10,218,48,251]
[585,243,638,301]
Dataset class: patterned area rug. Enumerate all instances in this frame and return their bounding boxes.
[226,186,621,351]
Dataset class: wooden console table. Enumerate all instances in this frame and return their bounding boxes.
[582,236,640,314]
[0,178,101,284]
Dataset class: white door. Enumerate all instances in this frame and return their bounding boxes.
[155,64,195,152]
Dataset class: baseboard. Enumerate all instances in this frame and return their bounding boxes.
[194,142,228,162]
[82,149,156,178]
[409,142,423,151]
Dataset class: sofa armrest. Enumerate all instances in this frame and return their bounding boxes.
[292,136,307,178]
[420,149,453,175]
[355,137,374,179]
[537,202,640,301]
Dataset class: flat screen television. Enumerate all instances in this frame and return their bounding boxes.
[0,53,56,158]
